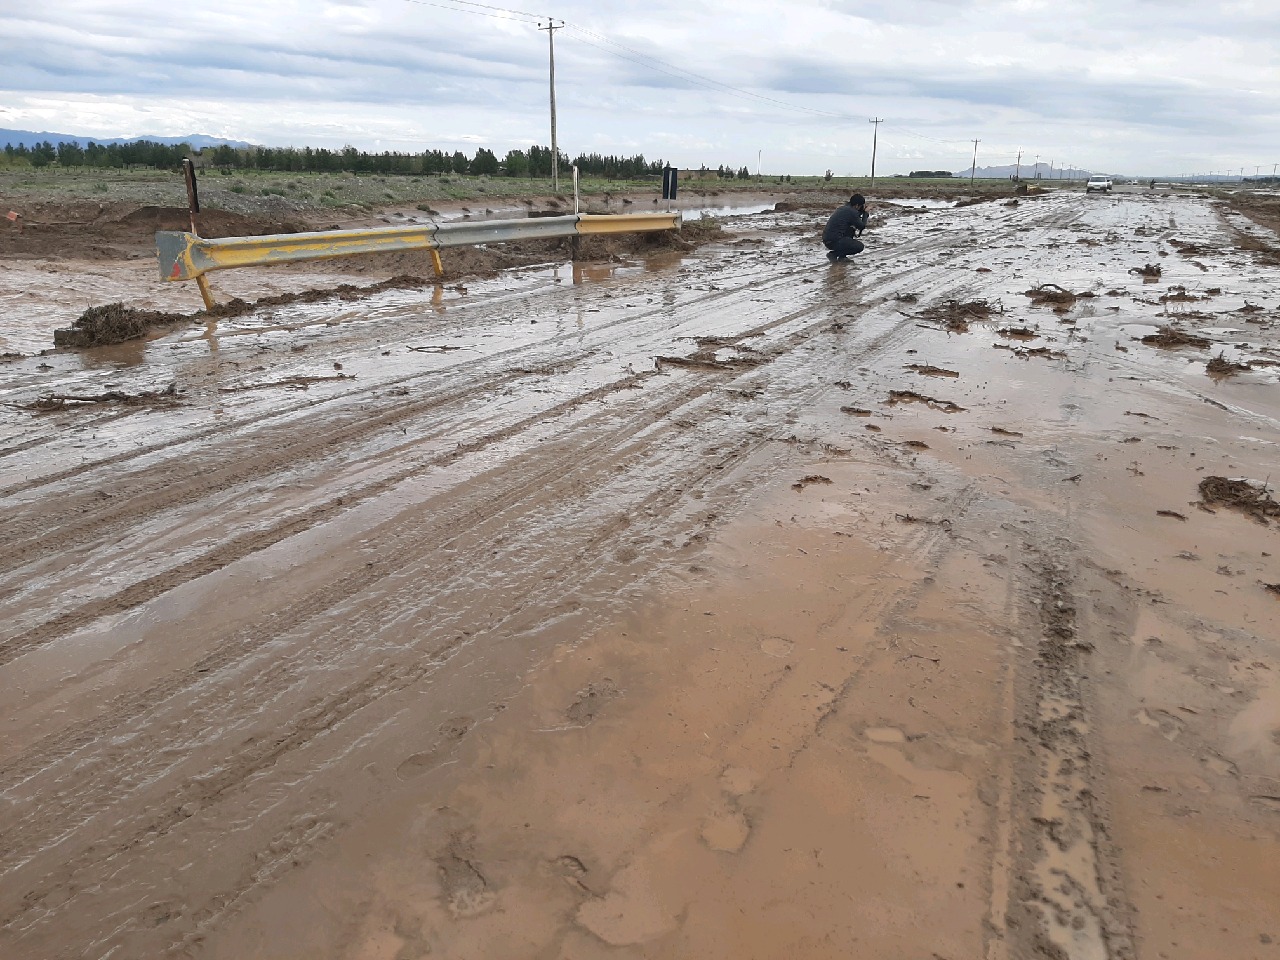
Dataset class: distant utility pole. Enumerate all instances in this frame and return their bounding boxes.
[757,149,762,177]
[1015,149,1022,181]
[969,139,980,186]
[539,19,564,192]
[1034,154,1039,179]
[869,117,884,186]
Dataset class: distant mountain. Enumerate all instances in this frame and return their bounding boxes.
[0,129,255,150]
[957,163,1100,180]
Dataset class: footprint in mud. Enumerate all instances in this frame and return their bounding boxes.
[1136,708,1186,741]
[760,636,793,658]
[395,716,474,780]
[436,831,496,918]
[566,679,620,726]
[719,766,760,796]
[700,810,751,853]
[864,726,907,744]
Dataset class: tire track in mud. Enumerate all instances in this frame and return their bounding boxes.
[0,245,1002,947]
[1003,541,1138,960]
[0,211,1012,664]
[0,381,781,944]
[1,198,1101,955]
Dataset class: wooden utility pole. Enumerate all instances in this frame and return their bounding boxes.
[539,20,564,192]
[868,117,883,186]
[1015,148,1022,181]
[969,139,980,186]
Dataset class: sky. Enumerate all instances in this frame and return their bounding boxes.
[2,0,1278,177]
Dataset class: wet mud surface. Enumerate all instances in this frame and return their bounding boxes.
[2,192,1279,959]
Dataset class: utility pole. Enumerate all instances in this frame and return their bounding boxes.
[539,19,564,192]
[869,117,883,186]
[1015,148,1022,181]
[1034,154,1039,179]
[969,139,980,186]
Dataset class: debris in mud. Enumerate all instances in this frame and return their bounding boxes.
[840,406,872,417]
[1005,345,1066,360]
[655,352,763,372]
[1,351,25,362]
[1160,285,1207,304]
[1129,263,1163,281]
[991,427,1023,437]
[408,344,463,353]
[55,303,189,348]
[1156,510,1188,521]
[20,382,181,411]
[1022,284,1079,313]
[996,326,1039,340]
[905,363,959,377]
[885,390,965,413]
[1140,326,1213,349]
[792,474,833,491]
[917,298,998,333]
[1206,353,1251,376]
[1168,238,1215,258]
[1198,477,1280,524]
[899,440,930,450]
[865,424,881,432]
[1263,582,1280,598]
[834,380,852,389]
[895,513,951,527]
[892,292,920,304]
[220,373,354,392]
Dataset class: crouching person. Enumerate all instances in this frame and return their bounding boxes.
[823,193,868,262]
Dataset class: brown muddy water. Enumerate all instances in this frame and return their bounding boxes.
[1,193,1279,960]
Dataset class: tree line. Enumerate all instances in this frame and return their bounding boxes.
[2,138,700,180]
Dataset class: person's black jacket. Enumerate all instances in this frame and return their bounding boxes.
[823,203,869,243]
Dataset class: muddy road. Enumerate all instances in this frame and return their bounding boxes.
[2,192,1279,959]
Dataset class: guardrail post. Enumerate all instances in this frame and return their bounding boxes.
[430,249,444,277]
[182,159,219,310]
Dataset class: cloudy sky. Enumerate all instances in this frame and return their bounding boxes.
[2,0,1277,176]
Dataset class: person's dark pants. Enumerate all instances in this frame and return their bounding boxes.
[824,236,864,260]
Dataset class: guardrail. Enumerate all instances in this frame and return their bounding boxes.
[156,212,682,309]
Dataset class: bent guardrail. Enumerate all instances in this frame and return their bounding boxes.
[156,212,681,309]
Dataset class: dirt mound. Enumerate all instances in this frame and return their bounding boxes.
[1199,476,1280,524]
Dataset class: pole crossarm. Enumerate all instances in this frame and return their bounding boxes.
[156,213,682,283]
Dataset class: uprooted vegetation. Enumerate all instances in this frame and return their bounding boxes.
[1199,476,1280,524]
[1129,263,1163,281]
[1023,284,1091,313]
[1206,353,1251,376]
[19,383,182,412]
[916,298,999,333]
[1140,325,1213,349]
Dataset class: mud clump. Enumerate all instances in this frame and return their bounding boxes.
[57,303,188,348]
[1023,284,1081,313]
[906,363,959,377]
[1140,326,1212,349]
[996,326,1039,340]
[918,298,997,333]
[1199,476,1280,524]
[1206,353,1251,377]
[792,474,833,491]
[1129,263,1163,282]
[886,390,965,413]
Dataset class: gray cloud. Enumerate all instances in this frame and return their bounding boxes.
[1,0,1277,174]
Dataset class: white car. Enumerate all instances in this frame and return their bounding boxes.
[1086,175,1113,193]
